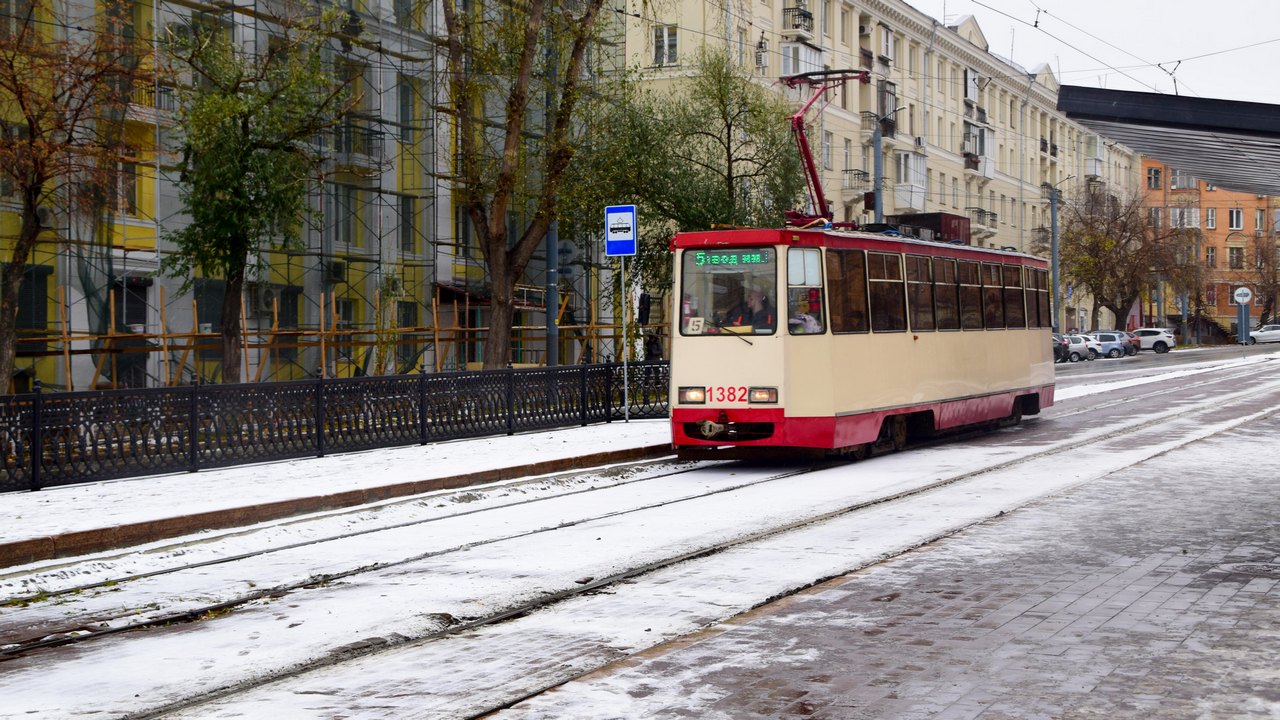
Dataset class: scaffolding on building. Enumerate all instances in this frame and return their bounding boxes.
[9,0,634,393]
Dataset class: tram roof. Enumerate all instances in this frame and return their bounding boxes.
[671,227,1044,263]
[1057,86,1280,197]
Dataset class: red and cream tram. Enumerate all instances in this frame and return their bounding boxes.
[669,227,1055,459]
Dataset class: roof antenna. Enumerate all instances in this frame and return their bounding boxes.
[1158,60,1182,95]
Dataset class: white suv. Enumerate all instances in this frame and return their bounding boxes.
[1133,327,1176,353]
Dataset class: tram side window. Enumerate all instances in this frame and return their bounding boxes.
[957,260,983,330]
[933,258,960,330]
[1003,265,1026,328]
[906,255,935,331]
[868,252,907,332]
[825,249,869,333]
[1034,268,1051,327]
[982,262,1004,329]
[787,247,826,334]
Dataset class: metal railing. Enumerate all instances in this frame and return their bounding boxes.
[0,362,670,493]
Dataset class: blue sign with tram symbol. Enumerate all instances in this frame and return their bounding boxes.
[605,204,637,257]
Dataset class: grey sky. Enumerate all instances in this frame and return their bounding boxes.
[908,0,1280,105]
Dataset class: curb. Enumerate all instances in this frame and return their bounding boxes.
[0,444,673,570]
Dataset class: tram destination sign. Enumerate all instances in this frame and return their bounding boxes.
[692,249,772,266]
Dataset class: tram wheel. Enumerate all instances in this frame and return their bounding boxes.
[888,415,908,452]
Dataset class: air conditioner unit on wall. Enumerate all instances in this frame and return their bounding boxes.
[859,24,871,36]
[249,283,278,316]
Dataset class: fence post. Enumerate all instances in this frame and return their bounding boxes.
[417,364,428,444]
[579,364,589,426]
[605,361,614,423]
[315,367,326,458]
[29,380,42,491]
[187,376,200,473]
[505,368,515,436]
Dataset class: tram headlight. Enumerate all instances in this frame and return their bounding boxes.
[678,386,706,404]
[748,387,778,403]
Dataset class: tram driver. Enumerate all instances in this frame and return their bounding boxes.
[728,285,776,332]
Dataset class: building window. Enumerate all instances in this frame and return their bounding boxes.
[1229,207,1244,230]
[1149,207,1161,227]
[1146,167,1162,189]
[1229,246,1244,269]
[1257,208,1266,230]
[822,131,832,170]
[839,8,849,45]
[400,195,416,253]
[879,26,895,60]
[653,25,677,66]
[1206,207,1216,229]
[1170,169,1196,189]
[780,43,819,76]
[1205,246,1216,268]
[1169,208,1199,228]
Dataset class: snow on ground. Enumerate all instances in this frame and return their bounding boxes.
[1,351,1277,719]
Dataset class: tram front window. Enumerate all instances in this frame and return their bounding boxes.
[680,248,777,335]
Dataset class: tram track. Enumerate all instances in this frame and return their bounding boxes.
[142,362,1280,720]
[0,363,1272,720]
[5,360,1278,668]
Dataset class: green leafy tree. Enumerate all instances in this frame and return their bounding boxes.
[561,46,804,295]
[443,0,608,369]
[161,5,357,383]
[0,0,139,389]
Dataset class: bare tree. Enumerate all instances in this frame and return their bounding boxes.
[0,0,140,389]
[1057,185,1195,327]
[442,0,606,369]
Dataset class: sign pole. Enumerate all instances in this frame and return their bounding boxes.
[604,204,638,422]
[621,255,629,422]
[1235,286,1253,344]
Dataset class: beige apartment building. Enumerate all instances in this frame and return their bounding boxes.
[625,0,1140,329]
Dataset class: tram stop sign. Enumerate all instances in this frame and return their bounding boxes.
[605,205,637,257]
[1235,286,1253,344]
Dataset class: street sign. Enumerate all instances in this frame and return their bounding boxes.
[1234,286,1253,305]
[605,205,637,257]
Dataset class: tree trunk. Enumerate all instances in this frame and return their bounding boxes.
[484,295,516,369]
[220,264,246,384]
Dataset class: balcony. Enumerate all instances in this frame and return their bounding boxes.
[842,169,869,192]
[893,182,927,212]
[781,4,814,42]
[331,125,385,169]
[963,153,995,180]
[967,207,998,239]
[860,111,897,140]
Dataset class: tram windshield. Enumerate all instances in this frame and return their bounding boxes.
[679,248,777,335]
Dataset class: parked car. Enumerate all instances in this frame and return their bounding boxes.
[1065,335,1094,362]
[1133,327,1176,353]
[1051,333,1070,363]
[1100,330,1140,355]
[1248,324,1280,344]
[1088,331,1132,359]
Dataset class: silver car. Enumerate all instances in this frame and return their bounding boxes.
[1248,324,1280,344]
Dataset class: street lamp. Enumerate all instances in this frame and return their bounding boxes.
[871,105,905,224]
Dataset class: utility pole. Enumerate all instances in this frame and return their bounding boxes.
[871,106,904,224]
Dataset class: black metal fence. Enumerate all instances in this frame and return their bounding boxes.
[0,361,670,493]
